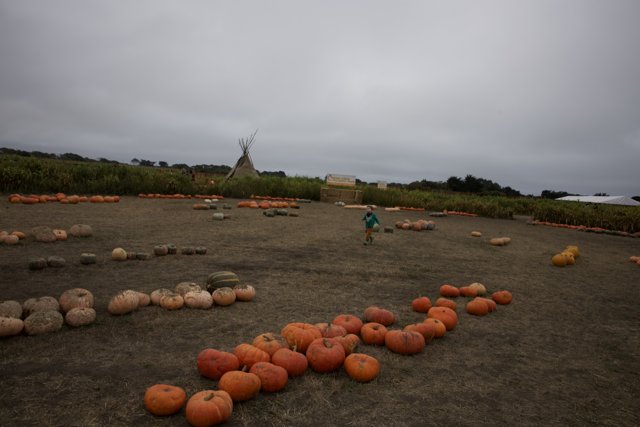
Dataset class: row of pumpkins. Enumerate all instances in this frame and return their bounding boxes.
[393,219,436,231]
[8,193,120,204]
[0,224,93,245]
[0,272,254,337]
[237,200,298,209]
[551,245,581,267]
[143,283,513,426]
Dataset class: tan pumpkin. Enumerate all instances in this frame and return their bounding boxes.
[0,316,24,337]
[23,310,64,335]
[212,287,236,306]
[23,296,59,317]
[65,307,96,327]
[183,290,213,309]
[107,290,139,315]
[2,234,19,245]
[160,294,184,310]
[111,248,127,261]
[0,300,23,319]
[470,231,482,237]
[233,284,256,302]
[174,282,201,296]
[468,282,487,295]
[565,245,580,258]
[136,292,151,307]
[59,288,94,313]
[150,288,175,305]
[52,229,67,241]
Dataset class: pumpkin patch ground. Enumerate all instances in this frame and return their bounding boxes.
[0,197,638,426]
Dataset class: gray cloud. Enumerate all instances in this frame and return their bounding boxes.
[1,0,639,196]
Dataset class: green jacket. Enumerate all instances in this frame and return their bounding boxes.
[362,212,380,228]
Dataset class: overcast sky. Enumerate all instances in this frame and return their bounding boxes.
[1,1,639,196]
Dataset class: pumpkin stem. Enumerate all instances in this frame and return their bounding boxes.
[203,392,214,401]
[323,338,333,348]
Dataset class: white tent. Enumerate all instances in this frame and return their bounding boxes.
[556,195,640,206]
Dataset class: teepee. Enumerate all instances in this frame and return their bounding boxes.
[224,129,260,181]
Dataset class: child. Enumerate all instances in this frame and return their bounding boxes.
[362,206,380,245]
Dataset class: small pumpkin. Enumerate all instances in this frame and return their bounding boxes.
[281,322,323,353]
[332,334,361,355]
[108,290,139,315]
[160,294,184,310]
[212,287,236,306]
[144,384,186,416]
[411,296,432,313]
[136,292,151,307]
[360,322,388,345]
[470,231,482,237]
[150,288,174,305]
[23,296,59,317]
[565,245,580,258]
[2,234,19,245]
[249,362,288,392]
[403,323,435,343]
[65,307,96,327]
[52,229,67,241]
[234,343,270,368]
[468,282,487,295]
[439,284,460,298]
[427,306,458,331]
[206,271,239,292]
[68,224,93,237]
[332,314,363,335]
[435,298,457,311]
[175,282,201,296]
[344,353,380,383]
[422,318,447,338]
[0,316,24,337]
[363,306,395,326]
[315,322,347,338]
[23,310,64,335]
[197,349,240,380]
[111,248,127,261]
[306,338,346,373]
[59,288,94,313]
[233,284,256,302]
[551,253,566,267]
[466,299,489,316]
[184,290,213,309]
[185,390,233,426]
[271,347,308,377]
[459,286,478,298]
[476,297,497,312]
[492,290,513,305]
[385,330,425,355]
[218,370,262,402]
[561,252,576,265]
[252,333,288,356]
[0,300,22,319]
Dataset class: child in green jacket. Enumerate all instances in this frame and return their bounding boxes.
[362,206,380,245]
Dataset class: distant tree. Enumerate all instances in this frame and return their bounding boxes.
[171,163,189,170]
[131,158,140,165]
[541,190,577,199]
[593,192,610,196]
[138,159,155,167]
[60,152,87,162]
[260,170,287,178]
[158,161,168,168]
[446,176,464,192]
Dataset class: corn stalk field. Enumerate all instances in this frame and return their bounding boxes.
[2,154,638,233]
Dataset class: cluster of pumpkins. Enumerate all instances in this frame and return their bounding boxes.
[8,193,119,204]
[394,219,436,231]
[142,284,513,425]
[629,256,640,266]
[111,244,208,261]
[551,245,580,267]
[1,224,92,246]
[432,283,512,316]
[237,200,298,209]
[107,272,255,314]
[138,194,224,200]
[0,288,97,337]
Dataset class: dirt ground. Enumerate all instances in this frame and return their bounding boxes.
[0,197,639,427]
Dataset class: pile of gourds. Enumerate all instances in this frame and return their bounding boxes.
[8,193,119,204]
[551,245,580,267]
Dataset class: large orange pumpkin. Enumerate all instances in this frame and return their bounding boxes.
[252,333,288,356]
[466,299,489,316]
[332,334,360,355]
[360,322,388,345]
[249,362,288,392]
[422,318,447,338]
[385,330,425,355]
[439,284,460,298]
[185,390,233,426]
[427,306,458,331]
[332,314,363,335]
[363,306,395,326]
[305,338,346,373]
[218,370,261,402]
[344,353,380,383]
[314,322,347,338]
[411,296,432,313]
[144,384,186,416]
[403,323,435,343]
[271,347,308,377]
[197,349,240,380]
[281,322,322,353]
[234,343,270,368]
[435,297,457,311]
[492,290,513,305]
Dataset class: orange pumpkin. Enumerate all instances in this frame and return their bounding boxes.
[439,284,460,298]
[212,287,236,306]
[427,306,458,331]
[306,338,346,373]
[332,314,363,335]
[144,384,186,416]
[466,298,489,316]
[344,353,380,383]
[363,306,395,326]
[281,322,322,353]
[314,322,347,338]
[160,294,184,310]
[89,195,104,203]
[403,323,435,343]
[459,286,478,298]
[234,343,270,368]
[332,334,360,355]
[52,229,67,241]
[422,318,447,338]
[197,349,240,380]
[271,347,308,377]
[252,333,287,356]
[185,390,233,426]
[411,296,432,313]
[249,362,288,392]
[435,298,457,311]
[107,290,139,315]
[218,370,261,402]
[492,290,513,305]
[385,330,425,355]
[551,254,567,267]
[476,297,497,312]
[360,322,388,345]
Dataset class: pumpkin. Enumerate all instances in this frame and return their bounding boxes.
[427,306,458,331]
[629,256,639,263]
[314,322,347,338]
[551,253,567,267]
[218,370,261,402]
[3,234,19,245]
[471,231,482,237]
[489,237,507,246]
[175,282,201,296]
[344,353,380,383]
[10,231,26,240]
[459,286,478,298]
[212,287,236,306]
[80,253,97,265]
[136,292,151,307]
[385,330,425,355]
[306,338,346,373]
[160,294,184,310]
[468,282,487,295]
[561,252,576,265]
[46,256,66,268]
[476,297,497,312]
[197,349,240,380]
[68,224,93,237]
[360,322,388,345]
[64,307,96,327]
[234,343,270,368]
[281,322,323,353]
[0,316,24,337]
[363,306,395,326]
[23,296,59,317]
[185,390,233,426]
[150,288,174,305]
[0,300,22,319]
[23,310,64,335]
[565,245,580,258]
[252,333,287,356]
[108,290,139,315]
[153,245,169,256]
[332,334,360,355]
[206,271,239,292]
[332,314,363,335]
[89,195,104,203]
[411,296,432,313]
[435,298,457,311]
[111,248,127,261]
[28,257,48,270]
[403,323,435,343]
[249,362,288,392]
[184,290,213,309]
[492,290,513,305]
[439,284,460,298]
[144,384,186,417]
[52,229,67,241]
[233,284,256,302]
[59,288,94,313]
[422,318,447,338]
[271,347,308,377]
[466,299,489,316]
[30,226,57,243]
